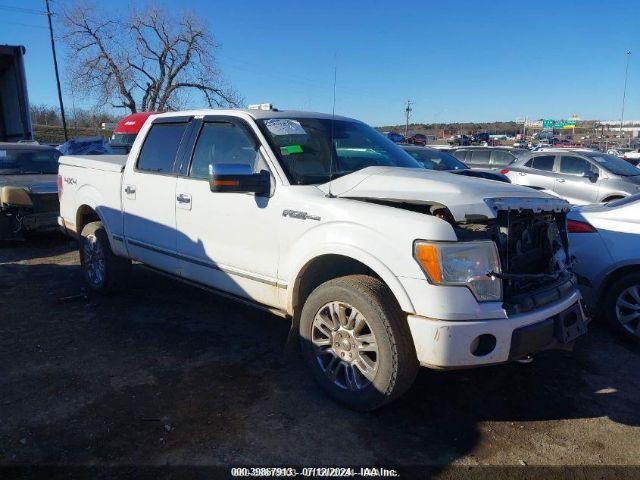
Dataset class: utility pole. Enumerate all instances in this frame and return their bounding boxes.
[620,50,631,140]
[45,0,68,142]
[404,100,412,137]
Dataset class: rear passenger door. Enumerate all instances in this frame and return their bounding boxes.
[122,117,193,274]
[554,156,600,205]
[514,154,558,191]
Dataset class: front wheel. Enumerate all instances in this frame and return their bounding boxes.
[80,221,131,293]
[299,275,418,411]
[604,272,640,343]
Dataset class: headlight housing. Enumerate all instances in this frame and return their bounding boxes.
[413,240,502,302]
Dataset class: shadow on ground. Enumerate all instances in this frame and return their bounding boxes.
[1,235,639,470]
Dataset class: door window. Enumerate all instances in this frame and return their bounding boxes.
[559,156,597,176]
[525,155,555,171]
[189,122,261,179]
[452,150,468,162]
[492,150,515,166]
[469,150,491,164]
[136,123,188,173]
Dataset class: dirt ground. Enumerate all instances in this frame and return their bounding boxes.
[1,234,639,475]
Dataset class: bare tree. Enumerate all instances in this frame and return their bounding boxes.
[61,2,241,113]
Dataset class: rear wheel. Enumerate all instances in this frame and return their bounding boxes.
[604,272,640,343]
[299,275,418,411]
[80,221,131,293]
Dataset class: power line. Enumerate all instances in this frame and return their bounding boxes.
[0,4,47,15]
[0,20,48,29]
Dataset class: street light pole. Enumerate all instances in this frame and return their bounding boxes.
[45,0,68,142]
[619,50,631,141]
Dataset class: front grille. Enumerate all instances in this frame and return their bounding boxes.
[29,193,59,213]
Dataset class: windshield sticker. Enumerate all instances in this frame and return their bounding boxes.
[280,145,303,156]
[264,119,307,136]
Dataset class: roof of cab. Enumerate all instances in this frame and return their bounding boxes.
[149,108,358,123]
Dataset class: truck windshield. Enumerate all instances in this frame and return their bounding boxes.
[0,148,61,174]
[258,118,422,185]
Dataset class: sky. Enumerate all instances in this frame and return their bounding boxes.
[1,0,639,126]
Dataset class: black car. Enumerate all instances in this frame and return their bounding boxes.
[473,132,491,144]
[0,143,60,240]
[401,146,510,182]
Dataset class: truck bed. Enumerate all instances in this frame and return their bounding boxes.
[59,155,127,173]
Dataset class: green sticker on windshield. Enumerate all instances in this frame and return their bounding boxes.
[281,145,303,155]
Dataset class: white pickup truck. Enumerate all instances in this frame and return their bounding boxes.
[58,108,587,410]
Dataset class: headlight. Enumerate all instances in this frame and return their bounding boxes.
[413,240,502,302]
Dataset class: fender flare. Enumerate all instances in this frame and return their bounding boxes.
[285,243,416,316]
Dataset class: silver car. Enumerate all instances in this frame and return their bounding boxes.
[568,195,640,342]
[505,149,640,204]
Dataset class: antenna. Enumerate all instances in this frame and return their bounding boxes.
[327,56,337,198]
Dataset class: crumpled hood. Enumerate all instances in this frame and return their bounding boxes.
[0,174,58,194]
[317,167,569,220]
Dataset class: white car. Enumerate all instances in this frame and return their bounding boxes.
[57,107,585,410]
[568,195,640,342]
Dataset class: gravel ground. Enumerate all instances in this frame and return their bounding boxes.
[1,234,639,475]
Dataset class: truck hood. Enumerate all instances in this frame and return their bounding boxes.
[317,167,569,220]
[0,174,58,194]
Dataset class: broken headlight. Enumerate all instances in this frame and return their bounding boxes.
[413,240,502,302]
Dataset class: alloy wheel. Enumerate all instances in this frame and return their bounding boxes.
[311,301,379,391]
[615,285,640,337]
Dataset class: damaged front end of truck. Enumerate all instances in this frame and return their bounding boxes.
[0,184,59,240]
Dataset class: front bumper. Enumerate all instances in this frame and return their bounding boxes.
[407,290,585,369]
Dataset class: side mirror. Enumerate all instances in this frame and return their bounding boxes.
[209,163,270,195]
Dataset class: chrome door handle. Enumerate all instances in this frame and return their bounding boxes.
[518,172,527,176]
[557,178,565,183]
[124,185,136,194]
[176,194,191,204]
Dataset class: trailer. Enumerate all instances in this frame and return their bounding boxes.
[0,45,32,142]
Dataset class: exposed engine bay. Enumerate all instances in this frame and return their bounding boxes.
[0,186,59,240]
[352,197,574,313]
[455,209,574,312]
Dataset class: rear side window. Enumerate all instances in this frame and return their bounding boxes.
[492,150,515,166]
[559,156,597,176]
[136,123,188,173]
[526,155,555,171]
[469,150,491,164]
[452,150,467,162]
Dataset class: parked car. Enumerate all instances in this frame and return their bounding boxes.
[568,195,640,342]
[58,108,585,410]
[504,150,640,205]
[513,140,528,149]
[401,145,510,182]
[453,146,528,170]
[386,131,405,143]
[473,132,490,144]
[448,134,472,146]
[406,133,427,146]
[109,112,158,154]
[0,142,60,240]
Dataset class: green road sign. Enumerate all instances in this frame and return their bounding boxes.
[542,119,576,129]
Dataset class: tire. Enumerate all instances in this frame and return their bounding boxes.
[79,221,131,294]
[299,275,418,411]
[603,272,640,344]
